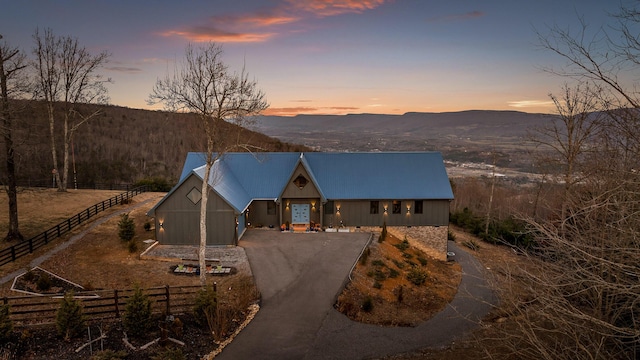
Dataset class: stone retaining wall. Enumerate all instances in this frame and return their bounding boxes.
[386,226,448,261]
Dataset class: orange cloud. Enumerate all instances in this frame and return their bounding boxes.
[161,27,274,43]
[263,107,319,116]
[288,0,388,16]
[216,13,300,27]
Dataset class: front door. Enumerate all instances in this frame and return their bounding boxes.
[291,204,310,224]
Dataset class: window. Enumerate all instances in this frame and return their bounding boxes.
[414,200,423,214]
[293,174,308,189]
[392,200,401,214]
[186,187,202,205]
[324,201,334,215]
[370,201,379,214]
[267,201,276,215]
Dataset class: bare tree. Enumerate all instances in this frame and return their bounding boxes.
[149,43,268,286]
[479,4,640,359]
[32,28,110,192]
[0,34,28,241]
[529,83,604,232]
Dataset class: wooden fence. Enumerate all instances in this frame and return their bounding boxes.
[2,285,202,327]
[0,186,148,267]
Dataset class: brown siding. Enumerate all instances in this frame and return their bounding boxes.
[329,199,450,227]
[247,200,280,228]
[155,174,237,246]
[281,163,321,199]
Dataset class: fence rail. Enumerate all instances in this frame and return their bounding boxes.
[0,186,148,267]
[2,285,202,327]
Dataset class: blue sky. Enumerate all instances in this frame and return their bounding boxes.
[1,0,622,115]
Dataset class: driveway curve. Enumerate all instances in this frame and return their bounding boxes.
[218,232,496,360]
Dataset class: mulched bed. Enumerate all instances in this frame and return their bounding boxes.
[1,313,217,359]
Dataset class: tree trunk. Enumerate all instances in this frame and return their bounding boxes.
[0,52,24,241]
[199,160,211,286]
[48,103,62,191]
[61,114,70,192]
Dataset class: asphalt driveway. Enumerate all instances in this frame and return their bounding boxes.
[217,231,495,360]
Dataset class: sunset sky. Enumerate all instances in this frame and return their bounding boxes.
[2,0,621,116]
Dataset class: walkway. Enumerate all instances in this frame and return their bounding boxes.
[218,231,496,359]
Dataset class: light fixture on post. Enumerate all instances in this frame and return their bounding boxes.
[407,205,411,215]
[383,205,388,215]
[336,205,341,215]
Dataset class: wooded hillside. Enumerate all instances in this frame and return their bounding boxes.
[5,101,308,188]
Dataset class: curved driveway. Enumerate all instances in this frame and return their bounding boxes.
[217,231,495,360]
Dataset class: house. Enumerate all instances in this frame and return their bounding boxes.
[147,152,454,247]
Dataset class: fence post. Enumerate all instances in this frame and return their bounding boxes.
[57,224,61,237]
[165,285,171,316]
[10,247,15,262]
[114,289,119,317]
[28,238,33,253]
[78,213,82,224]
[44,231,48,244]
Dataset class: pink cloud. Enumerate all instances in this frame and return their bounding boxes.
[161,27,274,43]
[287,0,388,16]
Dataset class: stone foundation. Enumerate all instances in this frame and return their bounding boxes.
[386,226,448,261]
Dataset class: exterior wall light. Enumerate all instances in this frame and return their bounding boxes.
[159,221,164,229]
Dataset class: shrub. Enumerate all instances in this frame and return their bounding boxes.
[394,238,410,251]
[56,291,85,341]
[359,248,370,265]
[118,213,135,242]
[36,273,52,291]
[392,259,405,269]
[417,257,428,266]
[91,350,128,360]
[448,230,456,241]
[373,281,382,289]
[123,286,152,337]
[372,269,387,282]
[402,252,413,259]
[407,268,428,286]
[23,269,36,282]
[143,221,151,231]
[127,239,138,253]
[0,304,12,342]
[371,259,385,267]
[151,347,185,360]
[193,284,217,327]
[388,268,400,278]
[361,296,373,312]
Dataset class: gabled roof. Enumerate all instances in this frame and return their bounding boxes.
[150,152,453,216]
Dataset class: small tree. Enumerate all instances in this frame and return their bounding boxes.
[56,291,85,341]
[0,304,12,342]
[118,213,135,242]
[123,286,152,337]
[378,221,387,243]
[193,284,217,327]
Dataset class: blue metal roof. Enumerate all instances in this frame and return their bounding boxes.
[156,152,453,215]
[303,152,453,200]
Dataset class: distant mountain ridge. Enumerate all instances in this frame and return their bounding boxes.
[251,110,556,171]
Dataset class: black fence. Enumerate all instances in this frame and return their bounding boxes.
[16,181,138,191]
[0,186,148,267]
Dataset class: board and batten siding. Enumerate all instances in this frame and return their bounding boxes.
[155,174,237,246]
[247,200,280,228]
[328,199,450,227]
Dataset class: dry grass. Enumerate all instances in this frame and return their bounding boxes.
[0,188,123,239]
[0,191,244,296]
[336,232,461,326]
